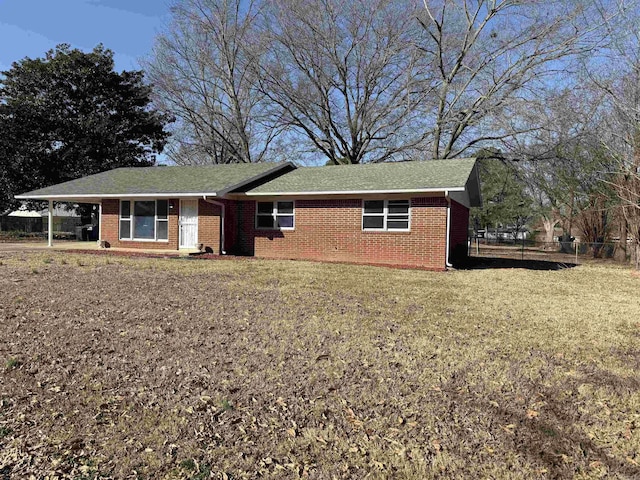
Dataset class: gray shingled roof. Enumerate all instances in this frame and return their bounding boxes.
[16,162,293,200]
[247,158,478,194]
[15,159,481,206]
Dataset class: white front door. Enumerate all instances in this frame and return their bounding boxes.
[179,199,198,248]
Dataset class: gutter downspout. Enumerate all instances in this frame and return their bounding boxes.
[445,191,453,269]
[203,196,226,254]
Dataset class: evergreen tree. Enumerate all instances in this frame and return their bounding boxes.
[0,44,171,214]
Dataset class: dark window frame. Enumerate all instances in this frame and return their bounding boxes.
[255,200,295,230]
[362,199,411,231]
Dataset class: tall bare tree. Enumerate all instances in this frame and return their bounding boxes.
[256,0,431,164]
[595,74,640,267]
[148,0,616,168]
[587,0,640,267]
[418,0,606,160]
[145,0,277,164]
[512,87,614,248]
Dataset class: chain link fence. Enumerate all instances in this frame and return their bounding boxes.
[467,238,623,265]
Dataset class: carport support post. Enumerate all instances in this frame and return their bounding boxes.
[47,200,53,247]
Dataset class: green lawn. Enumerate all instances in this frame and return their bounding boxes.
[1,252,639,479]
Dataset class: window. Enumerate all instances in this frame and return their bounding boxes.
[119,200,169,241]
[256,201,295,230]
[120,201,131,239]
[156,200,169,240]
[134,201,155,239]
[363,199,410,231]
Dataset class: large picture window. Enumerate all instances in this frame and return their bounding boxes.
[256,201,295,230]
[119,200,169,241]
[363,200,410,231]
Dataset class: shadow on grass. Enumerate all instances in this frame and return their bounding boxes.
[457,256,578,271]
[438,354,640,477]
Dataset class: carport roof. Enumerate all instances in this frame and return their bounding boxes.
[15,162,295,202]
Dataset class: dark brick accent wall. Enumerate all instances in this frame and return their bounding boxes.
[448,200,470,266]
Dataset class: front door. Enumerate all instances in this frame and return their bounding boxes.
[179,199,198,248]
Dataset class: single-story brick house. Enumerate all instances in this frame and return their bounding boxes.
[16,159,481,270]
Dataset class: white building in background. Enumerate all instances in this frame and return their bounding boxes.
[1,204,81,233]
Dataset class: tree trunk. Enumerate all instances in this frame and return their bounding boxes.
[614,211,628,263]
[541,216,558,249]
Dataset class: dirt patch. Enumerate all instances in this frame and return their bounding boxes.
[65,248,181,258]
[1,252,639,479]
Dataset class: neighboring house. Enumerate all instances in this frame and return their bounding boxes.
[1,205,81,234]
[480,226,530,242]
[15,159,481,270]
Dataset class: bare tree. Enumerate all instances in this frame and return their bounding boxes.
[512,87,615,249]
[597,76,640,267]
[256,0,431,164]
[147,0,615,169]
[587,0,640,267]
[574,193,613,257]
[145,0,278,164]
[418,0,606,160]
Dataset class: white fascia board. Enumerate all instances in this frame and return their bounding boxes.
[15,193,219,200]
[241,187,466,196]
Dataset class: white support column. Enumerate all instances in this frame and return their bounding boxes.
[47,200,53,247]
[98,202,102,241]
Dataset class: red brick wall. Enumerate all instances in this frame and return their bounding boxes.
[223,199,239,255]
[101,198,225,253]
[101,199,179,250]
[232,197,449,270]
[197,199,221,254]
[100,196,468,269]
[448,200,469,265]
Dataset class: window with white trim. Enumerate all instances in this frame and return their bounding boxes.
[362,199,410,231]
[119,200,169,241]
[256,201,295,230]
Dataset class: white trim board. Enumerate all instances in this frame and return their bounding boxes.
[241,187,466,196]
[15,192,220,200]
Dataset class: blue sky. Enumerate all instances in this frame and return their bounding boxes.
[0,0,172,72]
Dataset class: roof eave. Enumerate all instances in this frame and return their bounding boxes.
[239,186,467,196]
[14,193,220,202]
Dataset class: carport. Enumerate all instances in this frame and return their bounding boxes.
[13,195,102,248]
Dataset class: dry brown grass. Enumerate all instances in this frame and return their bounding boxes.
[1,252,639,479]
